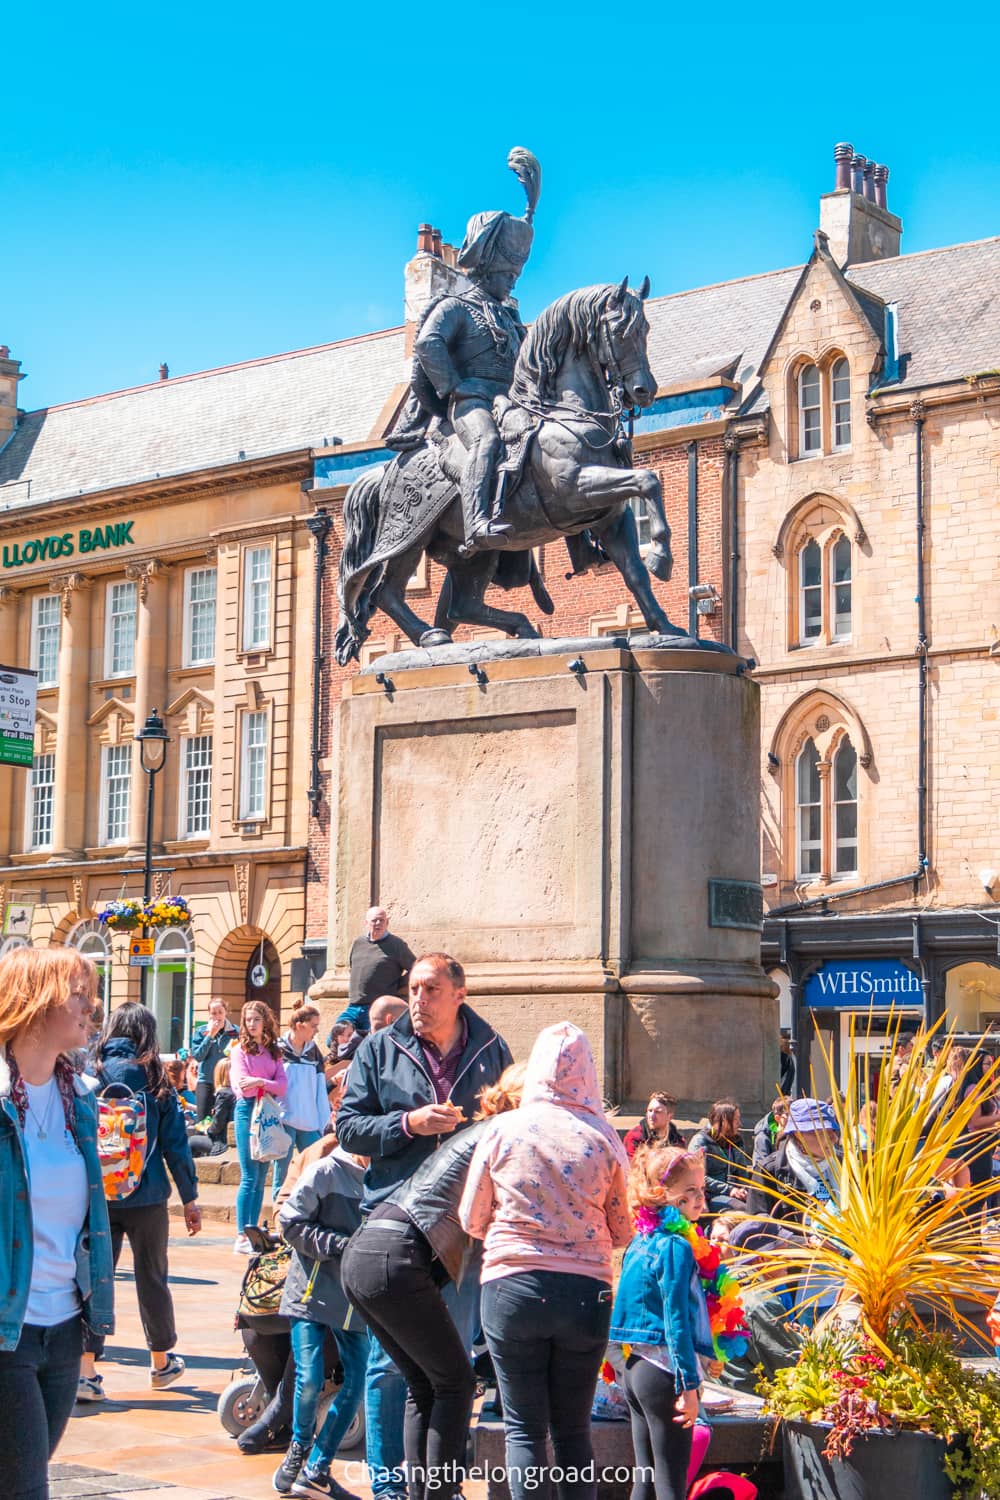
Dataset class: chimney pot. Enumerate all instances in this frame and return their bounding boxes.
[158,362,169,381]
[850,154,867,194]
[833,143,854,191]
[863,160,877,202]
[0,346,9,360]
[873,164,889,210]
[416,223,435,254]
[430,228,442,258]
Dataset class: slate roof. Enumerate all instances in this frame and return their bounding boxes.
[1,234,997,513]
[0,328,406,511]
[847,235,1000,391]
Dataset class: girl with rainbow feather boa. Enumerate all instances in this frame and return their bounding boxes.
[609,1144,750,1500]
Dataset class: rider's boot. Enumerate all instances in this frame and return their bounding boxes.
[457,455,512,558]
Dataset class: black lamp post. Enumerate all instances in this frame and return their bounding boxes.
[135,708,170,1006]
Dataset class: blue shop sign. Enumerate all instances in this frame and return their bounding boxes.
[804,958,923,1009]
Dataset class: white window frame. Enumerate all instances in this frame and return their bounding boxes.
[795,738,822,879]
[242,545,273,652]
[182,566,217,668]
[798,540,823,643]
[833,737,859,877]
[100,743,132,845]
[180,734,213,838]
[831,357,852,451]
[798,364,822,456]
[104,580,137,678]
[831,535,852,640]
[30,595,62,689]
[239,710,268,821]
[629,495,652,549]
[26,751,56,850]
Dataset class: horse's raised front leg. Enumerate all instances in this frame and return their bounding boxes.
[443,555,540,638]
[377,546,451,649]
[574,464,673,581]
[594,505,685,637]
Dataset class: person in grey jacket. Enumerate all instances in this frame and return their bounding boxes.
[273,1149,367,1499]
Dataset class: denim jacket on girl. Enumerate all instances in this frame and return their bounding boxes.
[0,1047,115,1351]
[609,1228,714,1391]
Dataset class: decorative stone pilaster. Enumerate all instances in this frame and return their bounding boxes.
[49,574,91,859]
[127,561,170,854]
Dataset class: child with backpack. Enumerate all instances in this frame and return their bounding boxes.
[610,1144,750,1500]
[78,1003,201,1401]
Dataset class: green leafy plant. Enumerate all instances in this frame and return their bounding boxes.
[744,1016,1000,1494]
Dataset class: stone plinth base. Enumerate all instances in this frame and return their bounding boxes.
[312,642,777,1115]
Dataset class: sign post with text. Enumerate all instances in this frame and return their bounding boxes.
[0,665,37,767]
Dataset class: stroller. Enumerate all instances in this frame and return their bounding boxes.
[218,1224,366,1454]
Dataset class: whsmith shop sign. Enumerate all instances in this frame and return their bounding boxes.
[2,521,135,571]
[804,958,923,1009]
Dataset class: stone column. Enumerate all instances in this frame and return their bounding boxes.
[0,588,19,859]
[127,560,169,855]
[50,573,91,859]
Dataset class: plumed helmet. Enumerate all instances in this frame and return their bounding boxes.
[457,147,541,279]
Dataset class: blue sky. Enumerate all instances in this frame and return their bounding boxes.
[5,0,1000,410]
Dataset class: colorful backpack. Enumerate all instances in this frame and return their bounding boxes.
[96,1082,149,1200]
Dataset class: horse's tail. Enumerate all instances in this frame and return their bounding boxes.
[335,465,385,665]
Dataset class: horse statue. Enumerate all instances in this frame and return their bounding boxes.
[334,277,684,664]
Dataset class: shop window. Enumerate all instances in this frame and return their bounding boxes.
[30,594,61,688]
[945,962,1000,1033]
[183,566,217,666]
[105,579,137,677]
[796,738,822,877]
[27,752,55,850]
[101,743,132,844]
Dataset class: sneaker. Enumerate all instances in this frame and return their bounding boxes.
[233,1233,253,1254]
[150,1353,186,1390]
[76,1373,105,1403]
[291,1468,362,1500]
[273,1440,308,1494]
[239,1421,292,1455]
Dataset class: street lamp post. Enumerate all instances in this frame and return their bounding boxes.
[135,708,170,1007]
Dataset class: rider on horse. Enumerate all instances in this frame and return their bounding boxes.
[387,149,541,557]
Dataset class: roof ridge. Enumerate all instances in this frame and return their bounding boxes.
[23,323,405,418]
[847,234,1000,274]
[646,260,804,307]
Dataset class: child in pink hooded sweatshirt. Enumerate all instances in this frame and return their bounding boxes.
[460,1021,632,1500]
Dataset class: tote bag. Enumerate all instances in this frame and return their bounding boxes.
[249,1092,292,1162]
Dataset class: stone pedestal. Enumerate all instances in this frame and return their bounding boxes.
[313,640,777,1115]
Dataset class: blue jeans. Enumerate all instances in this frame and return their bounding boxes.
[362,1252,481,1498]
[291,1319,369,1465]
[0,1314,82,1500]
[234,1098,268,1234]
[272,1128,322,1198]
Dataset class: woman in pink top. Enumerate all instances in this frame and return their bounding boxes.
[460,1021,631,1500]
[229,1000,287,1253]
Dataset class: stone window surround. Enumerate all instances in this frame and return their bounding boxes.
[774,492,866,653]
[786,349,853,461]
[235,700,272,828]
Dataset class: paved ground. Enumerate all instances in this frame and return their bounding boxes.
[53,1232,370,1500]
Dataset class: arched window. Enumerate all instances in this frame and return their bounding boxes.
[799,541,822,641]
[798,364,822,455]
[831,535,852,639]
[151,925,194,1053]
[833,737,858,874]
[796,738,822,877]
[831,357,851,449]
[67,919,112,1009]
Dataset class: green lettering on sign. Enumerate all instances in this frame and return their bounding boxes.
[1,522,136,570]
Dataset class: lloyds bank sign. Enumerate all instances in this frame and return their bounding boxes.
[2,521,135,570]
[804,958,923,1009]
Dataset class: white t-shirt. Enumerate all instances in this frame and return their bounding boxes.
[22,1078,89,1327]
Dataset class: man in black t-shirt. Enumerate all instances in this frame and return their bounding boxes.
[346,907,416,1034]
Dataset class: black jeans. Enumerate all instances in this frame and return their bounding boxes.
[342,1219,477,1500]
[621,1354,692,1500]
[480,1270,612,1500]
[0,1314,83,1500]
[84,1200,176,1357]
[195,1081,215,1121]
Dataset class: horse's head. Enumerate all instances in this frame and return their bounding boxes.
[599,275,655,409]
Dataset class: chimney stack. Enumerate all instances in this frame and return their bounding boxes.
[158,362,169,381]
[416,223,435,255]
[820,143,902,266]
[403,222,472,356]
[0,346,24,446]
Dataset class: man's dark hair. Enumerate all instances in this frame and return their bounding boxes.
[413,952,465,988]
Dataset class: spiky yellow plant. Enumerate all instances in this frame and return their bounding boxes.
[745,1015,1000,1348]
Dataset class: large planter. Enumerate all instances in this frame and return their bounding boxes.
[782,1419,956,1500]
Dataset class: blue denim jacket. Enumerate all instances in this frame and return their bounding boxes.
[0,1050,115,1351]
[609,1230,715,1392]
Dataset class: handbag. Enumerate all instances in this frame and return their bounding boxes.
[249,1092,292,1162]
[236,1240,293,1319]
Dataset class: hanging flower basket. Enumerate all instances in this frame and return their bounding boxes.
[144,895,192,929]
[98,898,145,931]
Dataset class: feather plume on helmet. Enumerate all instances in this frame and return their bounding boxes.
[457,147,541,278]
